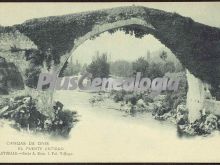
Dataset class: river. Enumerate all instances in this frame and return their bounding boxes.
[1,90,220,162]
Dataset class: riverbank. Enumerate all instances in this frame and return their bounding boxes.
[88,89,220,137]
[0,92,78,137]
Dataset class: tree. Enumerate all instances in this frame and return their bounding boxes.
[25,66,42,88]
[148,62,164,79]
[81,63,88,74]
[132,57,149,77]
[174,62,184,72]
[163,61,175,73]
[110,60,132,77]
[63,57,82,76]
[87,52,110,79]
[72,60,81,75]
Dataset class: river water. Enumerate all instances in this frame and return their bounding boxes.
[1,90,220,162]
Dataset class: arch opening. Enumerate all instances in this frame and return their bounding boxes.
[54,26,190,124]
[56,22,217,124]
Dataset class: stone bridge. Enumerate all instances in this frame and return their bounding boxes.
[1,6,220,122]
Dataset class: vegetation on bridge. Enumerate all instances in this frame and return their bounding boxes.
[5,6,218,98]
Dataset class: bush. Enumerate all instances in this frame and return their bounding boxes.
[111,90,126,102]
[49,101,78,137]
[0,97,78,137]
[143,94,154,104]
[25,67,41,88]
[0,96,47,131]
[87,52,110,79]
[124,94,139,105]
[177,112,220,137]
[51,109,77,137]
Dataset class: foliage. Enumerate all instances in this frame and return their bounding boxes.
[142,6,220,92]
[17,11,108,66]
[111,90,127,102]
[148,62,164,79]
[110,60,132,77]
[81,64,88,73]
[124,93,139,105]
[108,71,187,121]
[25,49,44,66]
[4,63,24,90]
[0,58,24,93]
[178,112,220,137]
[87,52,110,79]
[142,94,154,104]
[50,101,78,137]
[131,56,177,79]
[64,58,82,76]
[0,96,78,137]
[25,66,41,88]
[163,72,188,109]
[163,61,176,73]
[132,57,149,77]
[0,6,217,96]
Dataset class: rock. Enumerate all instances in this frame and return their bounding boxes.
[136,99,145,107]
[135,99,147,112]
[89,95,104,105]
[23,96,31,104]
[154,111,172,120]
[176,104,188,125]
[121,102,132,113]
[178,113,219,136]
[143,94,154,104]
[137,98,144,105]
[44,118,52,129]
[0,105,9,112]
[177,104,187,113]
[146,103,155,112]
[154,101,163,109]
[202,114,218,133]
[181,124,196,136]
[153,95,166,102]
[53,101,64,112]
[0,105,9,116]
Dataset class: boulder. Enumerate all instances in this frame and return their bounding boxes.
[202,114,218,133]
[0,105,9,116]
[176,104,188,125]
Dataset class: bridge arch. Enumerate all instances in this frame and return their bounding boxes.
[56,17,156,76]
[10,6,220,122]
[55,18,208,123]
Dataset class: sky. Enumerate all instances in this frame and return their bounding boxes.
[0,2,220,27]
[73,32,171,64]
